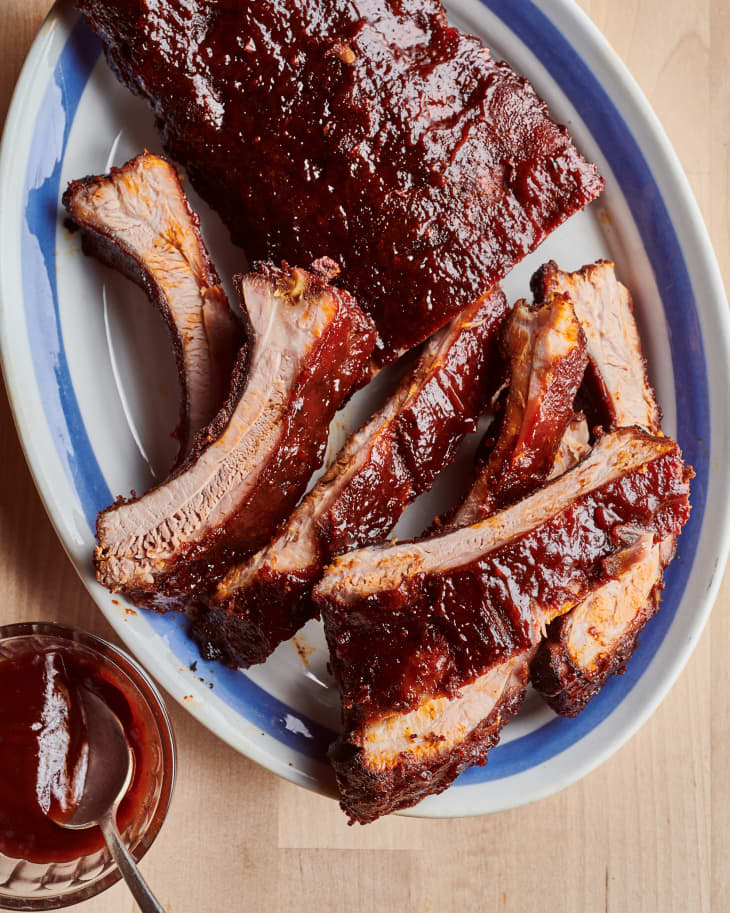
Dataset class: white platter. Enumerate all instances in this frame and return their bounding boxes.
[1,0,728,818]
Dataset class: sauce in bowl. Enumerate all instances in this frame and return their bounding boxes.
[0,644,156,863]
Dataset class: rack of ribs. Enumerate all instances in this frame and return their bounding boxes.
[76,0,603,361]
[64,153,243,464]
[316,427,691,822]
[94,260,377,611]
[193,286,509,668]
[529,261,681,715]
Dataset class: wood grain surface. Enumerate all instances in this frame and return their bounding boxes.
[0,2,727,911]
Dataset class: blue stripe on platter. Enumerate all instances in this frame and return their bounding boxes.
[20,3,709,785]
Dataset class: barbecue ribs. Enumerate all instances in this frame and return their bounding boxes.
[77,0,603,361]
[194,286,509,667]
[95,260,376,610]
[64,153,243,463]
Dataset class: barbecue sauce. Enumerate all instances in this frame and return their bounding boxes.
[0,646,154,863]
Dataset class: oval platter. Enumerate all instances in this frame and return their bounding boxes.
[1,0,728,817]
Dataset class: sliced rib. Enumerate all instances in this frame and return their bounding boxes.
[530,533,676,715]
[529,261,675,716]
[63,153,243,462]
[193,286,510,668]
[338,417,593,823]
[531,260,661,431]
[329,651,533,825]
[316,429,691,727]
[95,260,377,611]
[77,0,603,361]
[317,428,690,822]
[446,293,588,527]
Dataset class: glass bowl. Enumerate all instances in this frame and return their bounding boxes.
[0,622,176,911]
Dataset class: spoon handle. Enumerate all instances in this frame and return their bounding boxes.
[99,812,167,913]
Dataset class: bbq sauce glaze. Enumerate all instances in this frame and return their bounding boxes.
[77,0,603,360]
[0,646,154,863]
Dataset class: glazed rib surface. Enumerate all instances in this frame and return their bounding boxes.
[64,152,243,462]
[78,0,603,360]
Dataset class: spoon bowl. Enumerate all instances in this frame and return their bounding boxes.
[54,687,134,831]
[47,686,166,913]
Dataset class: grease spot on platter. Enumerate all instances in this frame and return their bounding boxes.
[291,634,316,666]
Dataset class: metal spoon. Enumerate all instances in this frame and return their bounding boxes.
[48,686,166,913]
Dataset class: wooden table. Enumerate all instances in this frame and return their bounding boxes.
[1,2,727,911]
